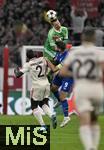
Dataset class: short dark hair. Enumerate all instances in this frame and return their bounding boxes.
[82,27,95,42]
[55,41,66,51]
[26,50,34,59]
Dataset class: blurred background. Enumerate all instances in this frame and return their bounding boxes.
[0,0,104,67]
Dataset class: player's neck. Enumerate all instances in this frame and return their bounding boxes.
[53,27,61,32]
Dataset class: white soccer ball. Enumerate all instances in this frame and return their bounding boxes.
[46,10,57,22]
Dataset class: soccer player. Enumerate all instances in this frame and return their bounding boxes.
[47,41,74,127]
[14,50,57,131]
[60,28,104,149]
[44,13,69,61]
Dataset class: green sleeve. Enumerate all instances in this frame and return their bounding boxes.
[63,27,69,44]
[48,30,56,47]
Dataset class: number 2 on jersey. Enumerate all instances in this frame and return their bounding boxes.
[36,65,45,77]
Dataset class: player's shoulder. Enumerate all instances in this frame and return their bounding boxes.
[61,26,68,30]
[23,62,30,69]
[94,46,104,56]
[65,46,85,60]
[71,45,104,58]
[85,45,104,55]
[29,57,46,65]
[34,57,45,62]
[37,57,47,64]
[71,45,95,53]
[93,46,104,52]
[69,46,82,55]
[61,26,68,29]
[48,28,54,35]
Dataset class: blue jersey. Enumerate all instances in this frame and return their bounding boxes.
[54,50,68,64]
[52,50,74,93]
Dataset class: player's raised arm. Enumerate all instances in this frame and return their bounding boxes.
[82,9,88,20]
[97,50,104,82]
[14,63,29,78]
[14,50,32,78]
[63,27,68,44]
[48,30,57,51]
[70,6,76,18]
[45,58,59,73]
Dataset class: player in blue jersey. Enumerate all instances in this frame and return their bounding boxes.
[47,41,74,127]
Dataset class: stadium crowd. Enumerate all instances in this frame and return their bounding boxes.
[0,0,104,66]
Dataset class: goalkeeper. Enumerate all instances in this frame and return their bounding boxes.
[44,11,69,61]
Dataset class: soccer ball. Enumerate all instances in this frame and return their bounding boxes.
[46,10,57,22]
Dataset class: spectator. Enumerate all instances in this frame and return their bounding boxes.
[98,0,104,16]
[0,0,103,67]
[101,15,104,27]
[71,6,88,46]
[95,25,104,47]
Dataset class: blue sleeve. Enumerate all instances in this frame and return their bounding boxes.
[54,52,59,62]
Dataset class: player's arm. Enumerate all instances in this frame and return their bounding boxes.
[59,64,72,77]
[97,50,104,82]
[46,58,60,73]
[82,9,88,20]
[59,52,73,77]
[99,62,104,76]
[48,31,57,51]
[14,63,30,78]
[98,50,104,71]
[70,6,75,18]
[99,62,104,83]
[63,27,69,44]
[14,66,24,78]
[99,62,104,69]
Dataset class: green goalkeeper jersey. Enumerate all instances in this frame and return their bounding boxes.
[44,26,68,61]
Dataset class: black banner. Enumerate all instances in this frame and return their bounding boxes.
[0,125,50,150]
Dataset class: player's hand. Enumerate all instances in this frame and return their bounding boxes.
[53,36,61,41]
[14,66,20,76]
[44,57,49,64]
[14,66,23,78]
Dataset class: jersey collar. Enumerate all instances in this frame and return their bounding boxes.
[53,27,62,33]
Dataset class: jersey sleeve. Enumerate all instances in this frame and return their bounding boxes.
[62,27,69,44]
[48,29,56,47]
[63,52,73,66]
[70,9,75,18]
[20,62,30,73]
[98,50,104,62]
[82,10,88,20]
[64,27,68,40]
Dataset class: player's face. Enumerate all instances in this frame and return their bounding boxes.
[52,20,61,30]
